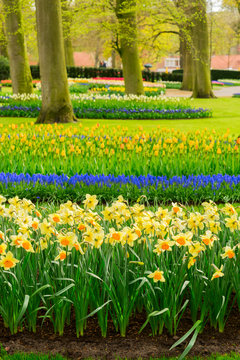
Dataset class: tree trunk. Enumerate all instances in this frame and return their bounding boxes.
[116,0,144,95]
[35,0,76,123]
[2,0,33,94]
[94,40,100,67]
[64,37,75,66]
[237,0,240,15]
[180,34,193,91]
[0,24,8,58]
[111,49,116,68]
[61,0,75,67]
[191,0,214,98]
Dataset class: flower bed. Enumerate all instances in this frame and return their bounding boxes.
[0,79,40,88]
[0,96,211,119]
[0,105,210,119]
[0,172,240,204]
[0,124,237,178]
[0,195,239,337]
[1,78,167,96]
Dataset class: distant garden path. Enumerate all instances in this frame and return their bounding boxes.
[166,86,240,97]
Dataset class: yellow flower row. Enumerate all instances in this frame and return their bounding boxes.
[0,124,239,158]
[0,195,239,284]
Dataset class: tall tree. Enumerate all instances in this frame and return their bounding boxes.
[0,24,8,58]
[175,0,194,91]
[191,0,214,98]
[116,0,144,95]
[2,0,33,94]
[35,0,76,123]
[180,34,193,91]
[0,2,8,58]
[61,0,75,66]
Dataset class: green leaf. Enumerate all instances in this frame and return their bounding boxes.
[139,308,169,334]
[16,295,30,325]
[216,295,225,320]
[178,324,202,360]
[50,283,75,298]
[31,284,51,298]
[80,300,112,321]
[170,320,202,350]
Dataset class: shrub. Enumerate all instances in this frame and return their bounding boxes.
[0,56,10,81]
[173,69,240,81]
[69,83,90,94]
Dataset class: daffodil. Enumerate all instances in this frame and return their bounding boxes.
[189,242,205,257]
[200,230,218,248]
[211,264,224,280]
[49,213,61,224]
[225,215,239,232]
[31,218,40,230]
[221,204,236,216]
[55,249,69,261]
[153,238,175,254]
[173,232,192,247]
[18,237,34,252]
[221,246,235,259]
[0,251,19,270]
[148,269,165,283]
[39,219,55,236]
[188,256,197,269]
[121,227,138,247]
[57,232,77,249]
[10,233,28,248]
[83,194,98,210]
[0,242,7,255]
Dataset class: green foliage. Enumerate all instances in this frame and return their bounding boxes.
[69,83,89,94]
[0,197,239,337]
[0,96,210,120]
[1,178,240,205]
[0,64,183,82]
[0,56,10,81]
[0,347,66,360]
[173,69,240,81]
[29,66,40,79]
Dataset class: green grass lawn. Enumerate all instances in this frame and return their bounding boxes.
[0,94,239,134]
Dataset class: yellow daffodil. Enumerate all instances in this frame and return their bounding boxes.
[173,232,193,247]
[0,242,7,255]
[189,242,205,257]
[221,204,236,216]
[0,251,19,270]
[225,215,239,232]
[83,194,98,210]
[57,232,77,249]
[211,264,224,280]
[188,256,197,269]
[153,238,175,254]
[55,249,69,261]
[200,230,218,248]
[221,246,235,259]
[39,219,55,236]
[148,269,165,283]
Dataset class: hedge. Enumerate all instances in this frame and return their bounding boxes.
[0,56,10,81]
[0,64,183,82]
[173,69,240,81]
[2,62,239,83]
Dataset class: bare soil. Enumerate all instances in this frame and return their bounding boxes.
[0,308,240,359]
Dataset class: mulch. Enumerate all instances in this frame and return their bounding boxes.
[0,307,240,359]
